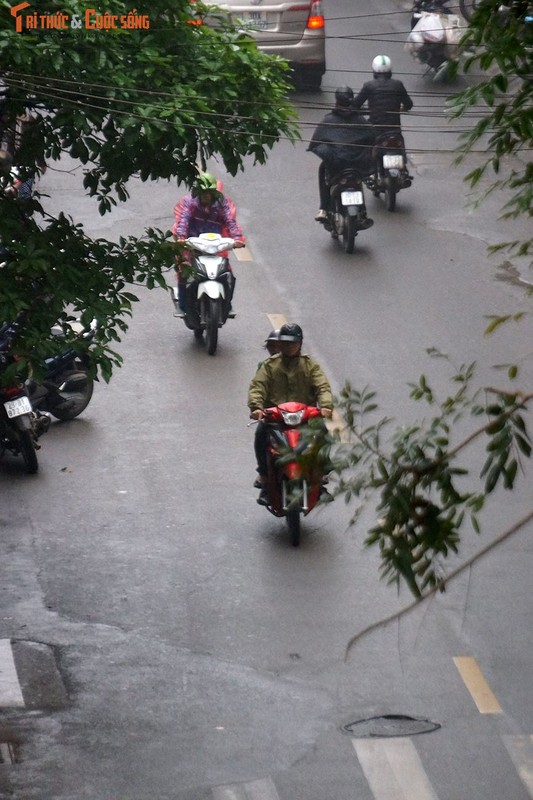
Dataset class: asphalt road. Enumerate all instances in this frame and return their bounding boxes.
[0,1,532,799]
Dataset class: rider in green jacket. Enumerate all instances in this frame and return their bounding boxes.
[248,323,333,503]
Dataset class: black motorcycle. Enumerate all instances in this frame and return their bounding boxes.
[365,131,412,212]
[319,167,373,254]
[26,319,96,421]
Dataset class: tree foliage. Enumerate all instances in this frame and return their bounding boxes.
[0,0,298,378]
[334,0,533,603]
[447,0,533,263]
[332,355,532,600]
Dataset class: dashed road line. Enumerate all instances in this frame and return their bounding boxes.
[212,777,280,800]
[234,245,253,262]
[266,313,287,330]
[453,656,503,714]
[353,737,440,800]
[503,735,533,798]
[0,639,24,708]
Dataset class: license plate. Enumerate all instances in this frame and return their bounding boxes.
[243,10,275,30]
[341,190,363,206]
[4,395,32,418]
[383,154,404,169]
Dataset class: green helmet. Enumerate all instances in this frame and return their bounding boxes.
[191,172,222,200]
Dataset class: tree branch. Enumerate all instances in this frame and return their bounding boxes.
[344,506,533,660]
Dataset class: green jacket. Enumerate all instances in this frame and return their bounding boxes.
[248,353,333,411]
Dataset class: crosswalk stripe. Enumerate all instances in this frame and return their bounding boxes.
[453,656,503,714]
[353,738,440,800]
[503,735,533,797]
[213,777,280,800]
[0,639,24,707]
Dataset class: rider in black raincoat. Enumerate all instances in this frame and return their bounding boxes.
[307,86,375,222]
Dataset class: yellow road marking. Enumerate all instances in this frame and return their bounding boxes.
[233,245,253,262]
[453,656,503,714]
[266,313,287,330]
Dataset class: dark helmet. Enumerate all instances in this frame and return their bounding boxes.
[335,86,354,108]
[264,329,280,346]
[278,323,303,343]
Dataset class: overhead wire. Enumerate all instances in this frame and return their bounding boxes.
[3,81,513,161]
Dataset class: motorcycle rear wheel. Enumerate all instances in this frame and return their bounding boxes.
[286,508,301,547]
[385,178,397,212]
[49,369,94,420]
[18,429,38,474]
[205,298,220,356]
[342,215,357,254]
[459,0,479,21]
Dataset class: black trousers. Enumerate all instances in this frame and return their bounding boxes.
[318,161,331,210]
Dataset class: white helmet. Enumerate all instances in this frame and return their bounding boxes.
[372,55,392,74]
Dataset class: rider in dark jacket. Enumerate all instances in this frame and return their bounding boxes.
[353,55,414,183]
[307,86,375,222]
[353,55,413,134]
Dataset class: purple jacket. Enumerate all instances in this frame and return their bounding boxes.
[172,196,244,241]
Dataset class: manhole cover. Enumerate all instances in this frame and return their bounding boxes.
[342,714,441,738]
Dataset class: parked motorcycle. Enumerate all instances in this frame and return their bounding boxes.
[410,0,452,29]
[259,401,331,547]
[0,322,49,473]
[174,232,237,355]
[406,1,466,78]
[319,167,373,254]
[26,319,96,421]
[365,131,412,212]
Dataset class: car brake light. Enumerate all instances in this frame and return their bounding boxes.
[307,0,324,29]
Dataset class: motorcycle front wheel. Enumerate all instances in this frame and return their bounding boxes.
[286,508,301,547]
[49,369,94,420]
[205,298,220,356]
[342,215,357,254]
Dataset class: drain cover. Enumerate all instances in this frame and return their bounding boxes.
[342,714,441,738]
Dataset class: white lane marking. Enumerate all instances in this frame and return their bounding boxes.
[503,735,533,797]
[453,656,503,714]
[0,639,24,707]
[213,777,280,800]
[353,737,440,800]
[0,742,17,764]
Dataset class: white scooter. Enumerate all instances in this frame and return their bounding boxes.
[173,233,237,356]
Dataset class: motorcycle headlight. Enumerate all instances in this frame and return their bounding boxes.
[281,409,305,426]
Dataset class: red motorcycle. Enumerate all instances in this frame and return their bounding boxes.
[261,401,331,546]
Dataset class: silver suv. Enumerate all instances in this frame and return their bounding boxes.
[209,0,326,90]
